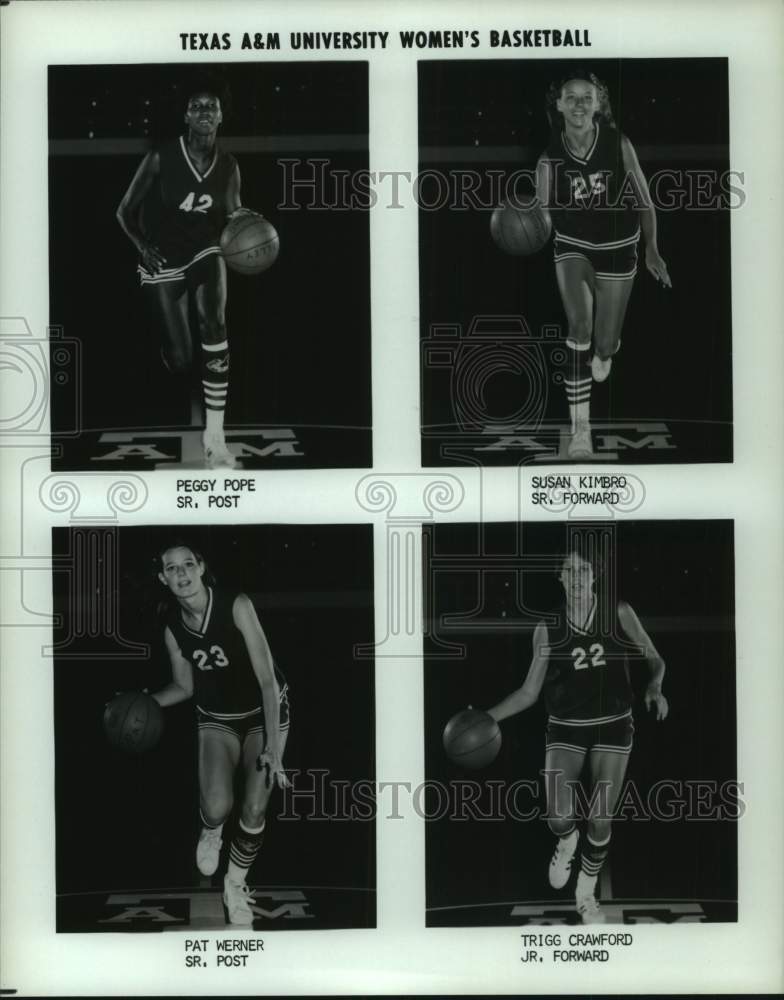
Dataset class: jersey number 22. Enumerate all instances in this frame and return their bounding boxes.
[572,643,606,670]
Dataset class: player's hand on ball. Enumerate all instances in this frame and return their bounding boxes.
[645,245,672,288]
[104,687,148,707]
[228,206,258,220]
[256,748,291,790]
[140,241,167,274]
[644,684,669,720]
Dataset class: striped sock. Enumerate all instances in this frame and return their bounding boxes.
[201,339,229,419]
[580,831,611,880]
[227,819,265,884]
[564,338,592,430]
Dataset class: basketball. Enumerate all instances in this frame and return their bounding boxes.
[442,708,502,769]
[103,691,164,754]
[220,212,280,275]
[490,196,552,256]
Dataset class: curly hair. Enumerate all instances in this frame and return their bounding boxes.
[183,70,233,119]
[545,69,615,133]
[558,529,607,580]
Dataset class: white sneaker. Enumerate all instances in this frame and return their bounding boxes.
[567,421,594,459]
[202,430,238,469]
[196,825,223,877]
[576,893,606,924]
[223,877,255,926]
[591,355,612,382]
[548,830,579,889]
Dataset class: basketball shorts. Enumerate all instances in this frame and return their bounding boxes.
[553,234,639,280]
[137,244,222,286]
[546,710,633,757]
[197,684,291,747]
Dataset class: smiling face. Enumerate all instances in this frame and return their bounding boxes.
[556,79,598,129]
[184,92,223,136]
[158,546,205,599]
[559,550,595,603]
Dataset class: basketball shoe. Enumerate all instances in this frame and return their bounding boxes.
[223,876,255,926]
[202,429,238,470]
[591,355,612,383]
[575,871,606,924]
[548,829,579,889]
[567,421,593,459]
[196,824,223,877]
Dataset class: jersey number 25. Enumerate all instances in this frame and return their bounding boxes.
[192,644,229,671]
[179,192,213,214]
[572,643,606,670]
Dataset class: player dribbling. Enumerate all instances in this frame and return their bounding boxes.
[151,541,290,925]
[117,75,253,469]
[535,70,671,459]
[487,535,668,924]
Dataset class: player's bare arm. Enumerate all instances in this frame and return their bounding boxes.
[225,161,247,220]
[535,154,553,231]
[618,599,669,720]
[116,150,167,273]
[152,625,195,707]
[488,621,551,722]
[621,134,671,287]
[233,594,290,789]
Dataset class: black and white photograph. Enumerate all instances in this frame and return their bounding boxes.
[48,62,372,470]
[1,0,784,994]
[52,524,376,931]
[424,520,737,925]
[419,59,733,465]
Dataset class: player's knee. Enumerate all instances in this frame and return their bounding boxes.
[201,793,233,827]
[165,346,192,373]
[199,319,226,344]
[547,815,576,838]
[568,316,592,343]
[593,331,621,356]
[241,801,268,830]
[587,817,612,844]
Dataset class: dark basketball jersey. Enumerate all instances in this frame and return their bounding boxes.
[545,122,640,249]
[143,137,236,269]
[542,599,636,722]
[165,588,285,719]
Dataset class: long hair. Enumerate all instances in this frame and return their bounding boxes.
[154,539,216,619]
[545,69,616,134]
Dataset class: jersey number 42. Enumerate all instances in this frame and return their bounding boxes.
[179,192,213,214]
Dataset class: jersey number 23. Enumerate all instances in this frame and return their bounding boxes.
[192,644,229,671]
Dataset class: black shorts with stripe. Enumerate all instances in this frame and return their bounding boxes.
[545,710,633,757]
[197,684,290,748]
[137,245,222,286]
[554,233,639,280]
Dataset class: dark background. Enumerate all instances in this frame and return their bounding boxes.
[49,63,371,467]
[53,524,376,928]
[424,520,737,922]
[419,59,733,464]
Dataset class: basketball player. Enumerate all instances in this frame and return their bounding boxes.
[487,539,668,924]
[116,77,252,469]
[535,71,671,459]
[151,542,290,926]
